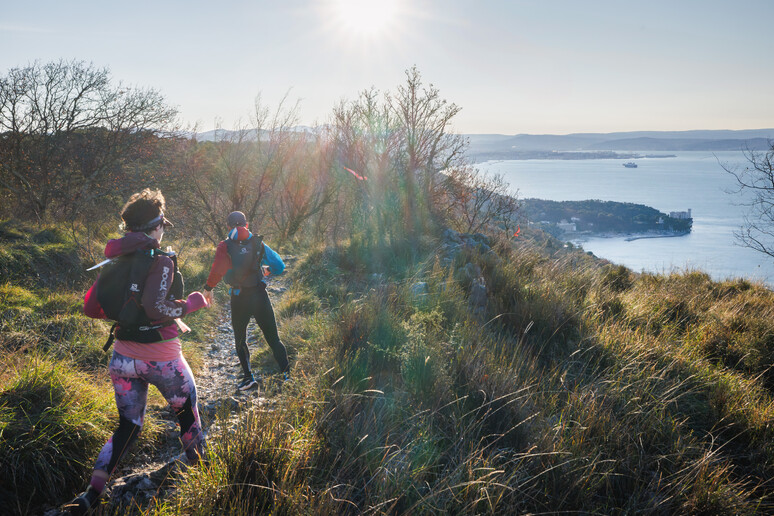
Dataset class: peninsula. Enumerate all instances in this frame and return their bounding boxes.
[521,198,692,238]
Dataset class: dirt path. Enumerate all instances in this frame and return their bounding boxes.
[60,266,293,513]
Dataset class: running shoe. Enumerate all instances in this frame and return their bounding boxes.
[237,376,258,391]
[65,485,100,515]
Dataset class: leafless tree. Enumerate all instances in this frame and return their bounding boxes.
[0,60,177,221]
[441,165,521,234]
[328,69,467,243]
[269,133,337,243]
[388,66,466,235]
[723,143,774,259]
[182,95,303,243]
[330,89,402,245]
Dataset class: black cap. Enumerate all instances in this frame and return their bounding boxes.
[227,211,247,228]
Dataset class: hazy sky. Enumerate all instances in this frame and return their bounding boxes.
[2,0,773,134]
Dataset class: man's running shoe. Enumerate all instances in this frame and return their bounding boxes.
[237,376,258,391]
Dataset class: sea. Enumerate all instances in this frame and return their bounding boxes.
[479,151,774,287]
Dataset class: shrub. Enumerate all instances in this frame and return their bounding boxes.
[276,287,322,318]
[601,264,633,293]
[0,357,115,514]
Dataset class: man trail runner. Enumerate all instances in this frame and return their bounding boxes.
[202,211,289,391]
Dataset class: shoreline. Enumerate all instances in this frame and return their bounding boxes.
[624,231,690,242]
[571,230,690,244]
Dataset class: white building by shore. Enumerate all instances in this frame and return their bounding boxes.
[557,220,576,232]
[669,209,692,219]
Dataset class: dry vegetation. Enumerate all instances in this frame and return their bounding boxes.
[2,61,773,515]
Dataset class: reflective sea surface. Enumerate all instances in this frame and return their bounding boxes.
[480,151,774,286]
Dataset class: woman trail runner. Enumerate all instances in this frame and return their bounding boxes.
[64,189,209,515]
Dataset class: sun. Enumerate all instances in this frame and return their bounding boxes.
[332,0,400,37]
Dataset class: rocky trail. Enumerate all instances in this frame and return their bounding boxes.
[46,266,293,515]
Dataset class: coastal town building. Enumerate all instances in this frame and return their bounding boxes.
[557,220,576,232]
[669,209,692,220]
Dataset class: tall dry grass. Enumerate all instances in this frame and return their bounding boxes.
[152,235,774,514]
[4,219,774,514]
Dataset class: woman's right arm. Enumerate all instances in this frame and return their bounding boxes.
[142,256,192,320]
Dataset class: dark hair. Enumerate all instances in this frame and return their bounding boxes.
[121,189,166,231]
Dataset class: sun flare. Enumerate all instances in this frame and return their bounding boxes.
[332,0,399,37]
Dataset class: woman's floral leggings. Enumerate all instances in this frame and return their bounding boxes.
[94,351,205,476]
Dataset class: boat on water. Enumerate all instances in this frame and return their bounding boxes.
[623,162,638,168]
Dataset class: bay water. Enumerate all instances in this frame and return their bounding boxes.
[480,151,774,286]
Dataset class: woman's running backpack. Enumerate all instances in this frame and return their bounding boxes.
[95,248,183,350]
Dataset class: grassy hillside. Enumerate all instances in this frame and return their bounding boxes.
[0,220,218,515]
[164,231,773,514]
[2,221,774,514]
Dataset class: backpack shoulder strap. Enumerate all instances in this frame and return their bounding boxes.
[254,234,265,265]
[154,248,184,300]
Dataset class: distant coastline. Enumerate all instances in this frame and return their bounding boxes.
[624,231,690,242]
[472,150,677,162]
[465,128,774,163]
[571,230,691,243]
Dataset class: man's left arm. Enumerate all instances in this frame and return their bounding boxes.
[261,243,285,275]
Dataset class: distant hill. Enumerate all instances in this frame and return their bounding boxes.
[192,128,774,157]
[194,128,261,142]
[584,137,772,152]
[465,129,774,159]
[193,126,317,142]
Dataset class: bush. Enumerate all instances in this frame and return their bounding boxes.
[0,357,115,514]
[601,264,633,293]
[276,287,322,318]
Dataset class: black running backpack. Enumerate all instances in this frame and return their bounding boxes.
[95,249,183,350]
[224,234,265,289]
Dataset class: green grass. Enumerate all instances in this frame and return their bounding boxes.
[275,285,322,318]
[0,356,115,515]
[0,282,109,370]
[4,217,774,514]
[160,233,774,514]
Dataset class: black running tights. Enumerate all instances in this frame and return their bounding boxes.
[230,285,289,377]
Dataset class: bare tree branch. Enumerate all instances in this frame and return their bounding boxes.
[722,142,774,259]
[0,60,177,221]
